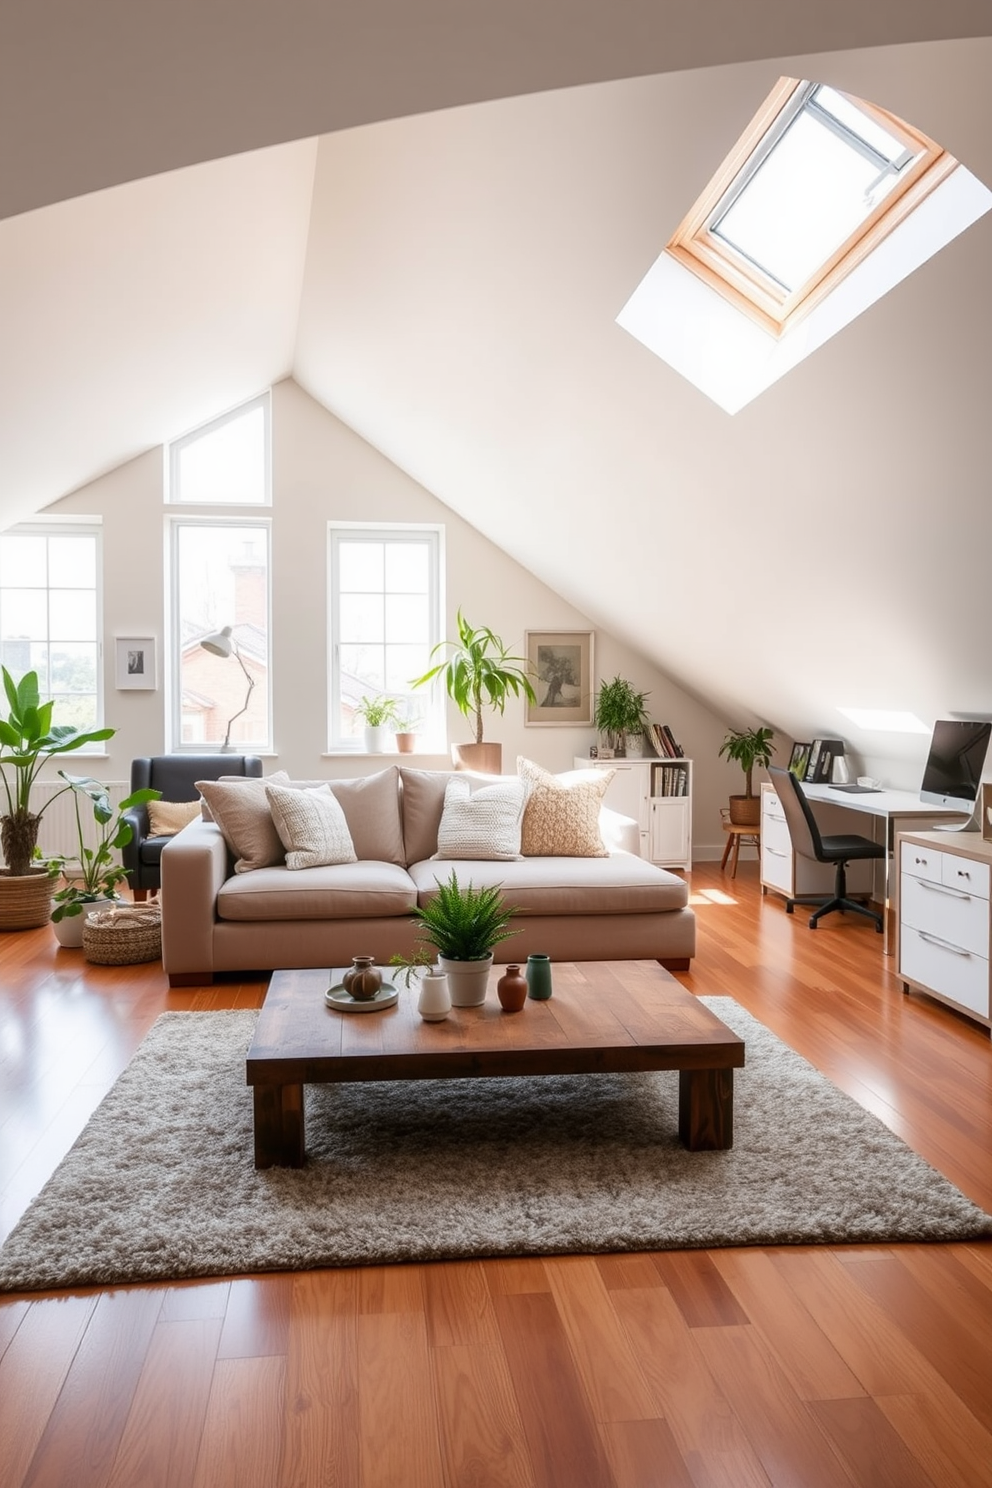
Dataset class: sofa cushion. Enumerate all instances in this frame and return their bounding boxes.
[196,772,291,873]
[147,799,201,837]
[517,757,615,857]
[266,782,357,870]
[434,774,528,861]
[407,853,689,915]
[217,860,418,922]
[282,768,406,867]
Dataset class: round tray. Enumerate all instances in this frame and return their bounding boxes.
[325,982,399,1013]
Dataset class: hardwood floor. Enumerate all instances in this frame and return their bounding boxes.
[1,861,991,1488]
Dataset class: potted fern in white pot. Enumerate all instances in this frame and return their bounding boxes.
[398,870,520,1006]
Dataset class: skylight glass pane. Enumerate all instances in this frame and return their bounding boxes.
[176,403,267,504]
[713,109,898,291]
[813,86,906,164]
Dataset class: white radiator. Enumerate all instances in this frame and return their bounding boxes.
[1,781,129,868]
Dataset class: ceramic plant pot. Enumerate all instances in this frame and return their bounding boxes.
[417,969,451,1021]
[438,953,493,1007]
[451,742,502,775]
[52,897,114,949]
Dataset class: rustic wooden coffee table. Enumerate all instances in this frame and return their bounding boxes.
[246,960,745,1167]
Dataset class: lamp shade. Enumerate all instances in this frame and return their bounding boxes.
[200,625,234,658]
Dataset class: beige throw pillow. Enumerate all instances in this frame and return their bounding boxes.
[266,782,358,870]
[517,756,614,857]
[196,772,290,873]
[146,799,202,837]
[433,775,528,861]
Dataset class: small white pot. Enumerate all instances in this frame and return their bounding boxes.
[438,954,493,1007]
[363,725,390,753]
[417,970,452,1021]
[52,898,114,949]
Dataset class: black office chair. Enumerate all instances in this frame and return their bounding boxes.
[768,766,886,931]
[122,754,263,898]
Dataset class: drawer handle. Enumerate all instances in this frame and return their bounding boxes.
[917,930,971,956]
[918,880,972,902]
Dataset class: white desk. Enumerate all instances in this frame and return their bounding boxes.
[801,783,971,954]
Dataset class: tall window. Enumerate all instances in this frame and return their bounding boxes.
[169,394,271,505]
[169,521,271,750]
[0,524,102,732]
[328,526,442,750]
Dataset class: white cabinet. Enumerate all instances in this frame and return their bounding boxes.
[577,757,692,870]
[898,832,992,1030]
[760,781,874,903]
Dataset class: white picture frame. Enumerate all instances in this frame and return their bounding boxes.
[116,636,157,690]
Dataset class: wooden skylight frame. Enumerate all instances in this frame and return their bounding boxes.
[666,77,958,338]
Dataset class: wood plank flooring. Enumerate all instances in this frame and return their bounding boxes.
[1,861,991,1488]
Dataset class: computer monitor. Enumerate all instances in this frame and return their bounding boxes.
[919,719,992,808]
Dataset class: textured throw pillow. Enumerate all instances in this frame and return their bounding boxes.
[517,756,615,857]
[195,772,290,873]
[146,799,201,838]
[265,782,358,870]
[433,775,529,861]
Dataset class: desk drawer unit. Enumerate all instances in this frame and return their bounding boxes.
[899,839,991,1028]
[760,785,873,901]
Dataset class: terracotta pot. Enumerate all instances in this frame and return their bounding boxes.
[728,795,761,827]
[451,742,502,775]
[394,732,418,754]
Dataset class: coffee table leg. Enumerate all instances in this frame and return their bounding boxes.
[678,1068,734,1150]
[253,1083,306,1168]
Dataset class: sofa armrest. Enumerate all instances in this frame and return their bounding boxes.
[160,819,229,975]
[599,805,640,856]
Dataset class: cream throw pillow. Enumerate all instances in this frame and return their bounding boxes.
[266,782,358,870]
[196,772,290,873]
[517,756,615,857]
[433,775,529,861]
[147,799,202,837]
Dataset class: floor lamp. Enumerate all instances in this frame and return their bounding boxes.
[200,626,254,750]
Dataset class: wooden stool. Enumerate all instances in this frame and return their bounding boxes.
[720,812,760,878]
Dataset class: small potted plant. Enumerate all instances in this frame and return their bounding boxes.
[394,869,520,1006]
[353,694,402,753]
[593,675,650,758]
[411,610,536,774]
[393,712,421,755]
[718,725,776,826]
[47,773,161,947]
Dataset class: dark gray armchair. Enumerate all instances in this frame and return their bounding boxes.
[123,754,263,898]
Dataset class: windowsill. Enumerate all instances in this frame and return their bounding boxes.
[321,751,450,760]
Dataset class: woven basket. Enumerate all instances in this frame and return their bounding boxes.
[83,904,162,965]
[0,869,53,930]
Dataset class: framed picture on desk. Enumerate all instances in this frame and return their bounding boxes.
[790,742,811,778]
[805,738,844,784]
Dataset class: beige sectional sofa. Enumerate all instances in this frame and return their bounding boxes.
[160,765,695,984]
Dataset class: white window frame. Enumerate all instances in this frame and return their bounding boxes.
[167,515,273,753]
[167,391,272,506]
[327,523,444,753]
[0,518,105,743]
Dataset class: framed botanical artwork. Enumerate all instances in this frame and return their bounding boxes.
[115,636,157,690]
[789,741,811,778]
[524,630,594,726]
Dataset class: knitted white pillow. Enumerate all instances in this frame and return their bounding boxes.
[265,783,358,871]
[433,775,528,861]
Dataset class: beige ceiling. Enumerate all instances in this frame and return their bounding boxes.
[2,5,991,761]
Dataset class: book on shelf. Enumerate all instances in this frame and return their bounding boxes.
[650,723,674,757]
[662,724,684,758]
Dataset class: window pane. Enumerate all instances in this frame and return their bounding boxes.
[50,590,96,641]
[384,542,429,593]
[2,590,48,640]
[176,403,267,504]
[340,543,384,593]
[49,535,96,588]
[814,86,907,163]
[384,645,431,695]
[340,593,385,644]
[339,644,385,695]
[51,693,97,731]
[385,594,429,642]
[0,535,47,588]
[51,643,97,695]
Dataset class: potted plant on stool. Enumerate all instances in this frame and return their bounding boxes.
[397,870,520,1006]
[719,725,776,826]
[47,773,161,947]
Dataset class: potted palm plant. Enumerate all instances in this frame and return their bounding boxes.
[719,725,776,825]
[593,675,650,758]
[353,694,402,753]
[0,668,114,929]
[47,774,161,947]
[395,870,520,1006]
[411,610,536,774]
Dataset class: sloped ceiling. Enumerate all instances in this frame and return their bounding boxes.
[1,6,991,771]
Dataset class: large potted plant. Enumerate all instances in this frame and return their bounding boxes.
[593,675,650,758]
[47,774,161,947]
[0,668,114,928]
[719,725,776,826]
[397,870,520,1006]
[411,610,536,774]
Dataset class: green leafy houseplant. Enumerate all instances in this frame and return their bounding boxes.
[392,871,520,976]
[411,610,536,746]
[593,675,650,756]
[353,694,403,728]
[47,774,161,922]
[0,668,114,877]
[719,725,776,825]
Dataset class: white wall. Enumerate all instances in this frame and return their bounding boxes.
[48,378,744,858]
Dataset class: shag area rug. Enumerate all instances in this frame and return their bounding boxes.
[2,999,990,1293]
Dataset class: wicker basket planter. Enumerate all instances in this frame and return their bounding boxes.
[728,795,761,827]
[0,868,53,930]
[83,904,162,965]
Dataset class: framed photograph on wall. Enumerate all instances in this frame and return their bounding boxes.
[115,636,157,690]
[524,630,594,726]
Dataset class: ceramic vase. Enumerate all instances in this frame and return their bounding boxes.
[417,969,451,1021]
[363,726,389,754]
[341,955,382,1001]
[438,953,493,1007]
[497,963,528,1012]
[525,953,553,1000]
